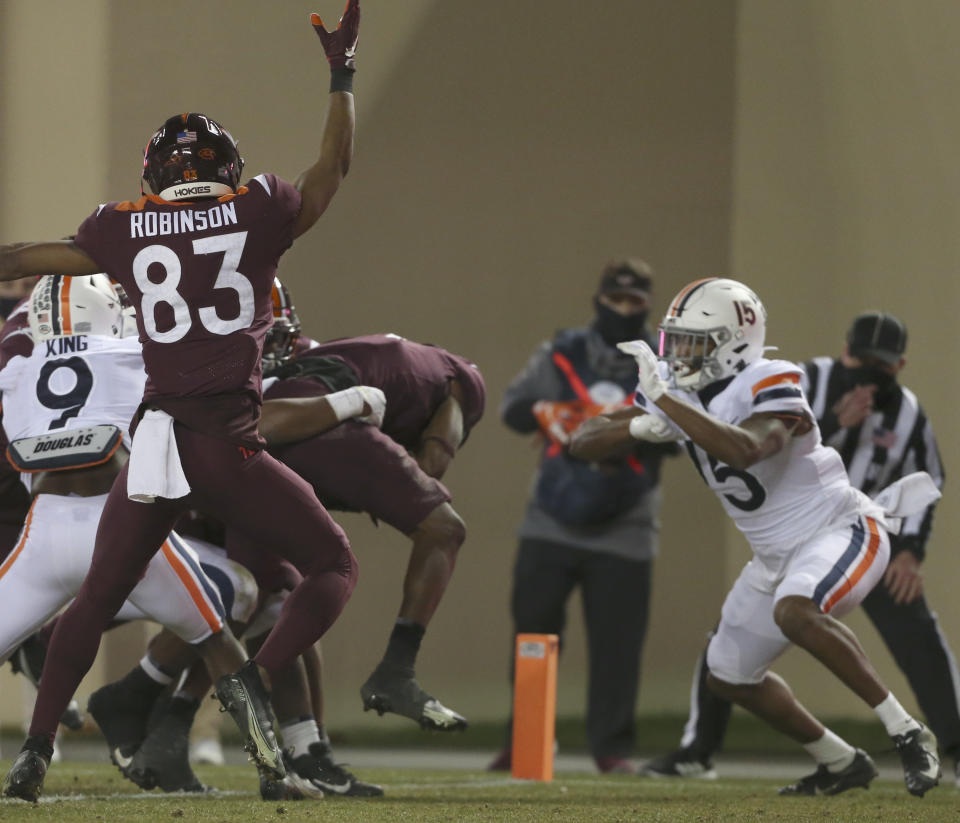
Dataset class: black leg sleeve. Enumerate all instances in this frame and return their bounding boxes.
[679,631,734,760]
[861,583,960,756]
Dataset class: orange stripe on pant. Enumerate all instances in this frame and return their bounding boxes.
[822,518,881,613]
[160,540,222,634]
[0,500,37,581]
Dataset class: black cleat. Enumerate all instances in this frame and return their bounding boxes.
[639,748,717,779]
[215,661,284,780]
[778,749,878,796]
[88,681,153,772]
[893,724,941,797]
[288,742,383,797]
[2,736,53,803]
[360,665,467,731]
[124,701,210,793]
[259,757,314,802]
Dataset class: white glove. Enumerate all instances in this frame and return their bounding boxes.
[326,386,387,428]
[628,413,679,443]
[616,339,667,401]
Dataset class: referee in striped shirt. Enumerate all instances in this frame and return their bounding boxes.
[642,311,960,784]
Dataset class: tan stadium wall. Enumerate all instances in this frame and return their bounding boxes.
[725,0,960,722]
[1,0,956,737]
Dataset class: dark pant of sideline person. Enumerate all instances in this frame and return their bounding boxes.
[506,538,652,761]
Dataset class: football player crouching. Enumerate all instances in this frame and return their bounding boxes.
[570,278,941,798]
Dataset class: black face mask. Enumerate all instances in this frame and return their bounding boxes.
[0,297,22,320]
[593,298,648,346]
[838,364,899,406]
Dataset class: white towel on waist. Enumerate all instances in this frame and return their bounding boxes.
[870,471,941,535]
[127,409,191,503]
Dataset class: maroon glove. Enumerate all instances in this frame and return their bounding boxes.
[311,0,360,70]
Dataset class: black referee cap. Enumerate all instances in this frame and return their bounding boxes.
[846,312,907,365]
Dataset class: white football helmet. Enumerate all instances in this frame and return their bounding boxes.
[29,274,126,341]
[658,277,767,389]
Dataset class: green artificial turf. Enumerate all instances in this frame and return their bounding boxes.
[0,762,954,823]
[1,712,897,757]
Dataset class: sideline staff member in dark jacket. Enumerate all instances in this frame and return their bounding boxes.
[490,259,676,774]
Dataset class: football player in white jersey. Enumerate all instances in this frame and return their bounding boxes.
[570,278,942,797]
[0,274,386,796]
[0,276,268,776]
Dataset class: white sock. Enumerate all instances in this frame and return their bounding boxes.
[140,654,174,686]
[803,729,856,772]
[280,717,321,757]
[874,692,921,738]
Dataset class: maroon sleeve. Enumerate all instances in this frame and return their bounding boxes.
[292,334,318,358]
[264,376,331,401]
[251,174,302,260]
[74,204,110,269]
[447,354,487,440]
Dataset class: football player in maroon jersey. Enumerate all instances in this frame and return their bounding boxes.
[262,328,485,730]
[0,3,363,802]
[84,304,486,798]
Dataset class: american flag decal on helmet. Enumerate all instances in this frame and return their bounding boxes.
[176,130,197,144]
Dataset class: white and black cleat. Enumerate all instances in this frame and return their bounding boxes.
[893,724,941,797]
[361,666,467,732]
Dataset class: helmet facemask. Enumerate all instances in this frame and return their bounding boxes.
[262,278,301,374]
[658,325,731,389]
[262,317,301,374]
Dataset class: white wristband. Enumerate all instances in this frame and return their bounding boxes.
[326,387,365,422]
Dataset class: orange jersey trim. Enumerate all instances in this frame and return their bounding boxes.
[160,540,222,634]
[751,372,800,397]
[0,500,37,582]
[822,518,881,613]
